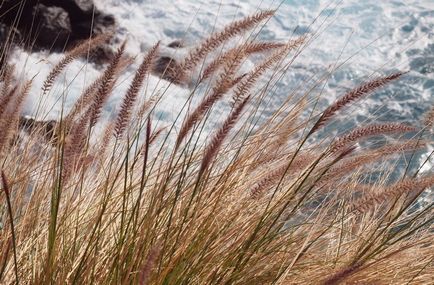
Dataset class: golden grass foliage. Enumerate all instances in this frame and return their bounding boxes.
[0,10,433,285]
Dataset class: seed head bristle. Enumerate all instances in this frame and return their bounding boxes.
[310,72,406,135]
[424,106,434,129]
[139,243,161,285]
[0,85,18,118]
[319,140,427,186]
[232,37,305,106]
[201,41,285,81]
[250,154,313,198]
[330,123,416,153]
[65,54,133,125]
[1,64,14,98]
[88,41,127,128]
[200,95,250,174]
[114,42,160,139]
[42,33,112,95]
[176,51,246,148]
[0,80,33,152]
[352,176,434,213]
[178,10,275,80]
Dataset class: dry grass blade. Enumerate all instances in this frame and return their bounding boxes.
[0,237,12,281]
[267,98,307,150]
[149,126,167,145]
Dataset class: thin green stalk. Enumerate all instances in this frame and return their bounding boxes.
[1,172,19,285]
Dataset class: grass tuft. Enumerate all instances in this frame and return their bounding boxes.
[0,9,432,285]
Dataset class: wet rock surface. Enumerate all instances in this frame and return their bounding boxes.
[0,0,116,62]
[19,116,58,142]
[153,56,182,84]
[151,40,185,84]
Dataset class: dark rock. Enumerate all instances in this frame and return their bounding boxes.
[0,24,11,45]
[152,56,182,84]
[167,40,184,48]
[32,4,72,49]
[0,0,116,61]
[19,116,58,141]
[0,23,22,66]
[88,44,116,65]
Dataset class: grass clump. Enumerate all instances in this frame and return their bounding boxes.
[0,10,433,285]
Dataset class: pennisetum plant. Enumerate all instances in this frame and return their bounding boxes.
[0,8,432,285]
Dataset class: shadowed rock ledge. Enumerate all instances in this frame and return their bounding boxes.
[0,0,116,63]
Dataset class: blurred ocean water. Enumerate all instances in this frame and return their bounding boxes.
[100,0,434,171]
[11,0,434,177]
